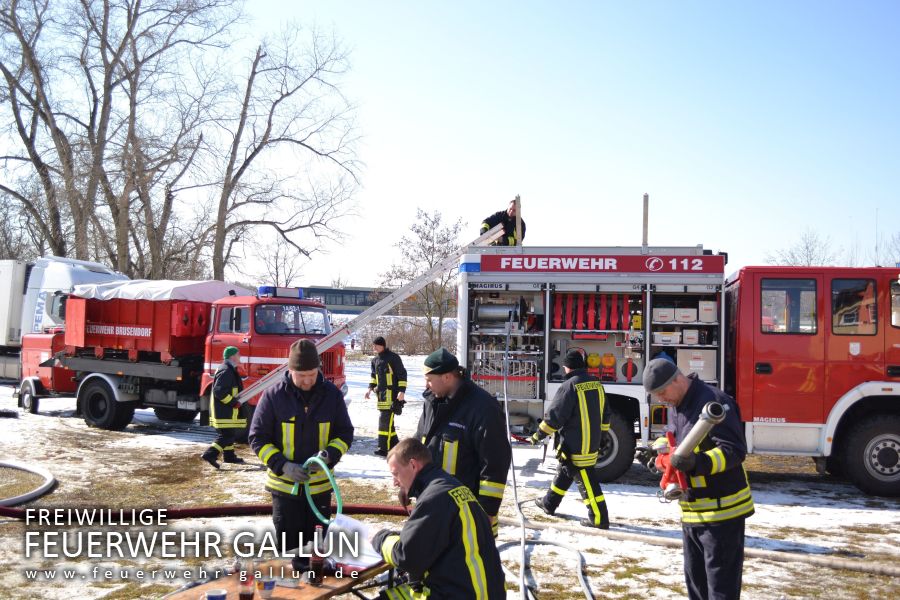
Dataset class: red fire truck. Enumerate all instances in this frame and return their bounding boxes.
[456,246,900,496]
[17,282,346,431]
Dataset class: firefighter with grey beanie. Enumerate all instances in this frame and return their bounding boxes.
[530,349,611,528]
[643,357,754,600]
[365,336,408,456]
[249,339,354,557]
[201,346,246,469]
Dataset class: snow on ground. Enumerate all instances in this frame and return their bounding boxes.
[1,355,899,599]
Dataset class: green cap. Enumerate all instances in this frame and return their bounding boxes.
[423,347,459,375]
[223,346,239,360]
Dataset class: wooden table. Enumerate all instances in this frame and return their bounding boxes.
[168,560,390,599]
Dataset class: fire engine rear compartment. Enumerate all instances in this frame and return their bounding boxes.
[457,246,727,478]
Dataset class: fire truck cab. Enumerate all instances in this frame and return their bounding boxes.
[726,266,900,496]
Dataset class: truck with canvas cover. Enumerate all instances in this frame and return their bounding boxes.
[18,282,347,432]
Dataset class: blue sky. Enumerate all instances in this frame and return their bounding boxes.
[249,1,900,286]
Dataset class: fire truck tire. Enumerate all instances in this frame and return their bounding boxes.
[153,407,199,423]
[80,380,136,431]
[594,410,636,483]
[843,414,900,497]
[20,381,39,414]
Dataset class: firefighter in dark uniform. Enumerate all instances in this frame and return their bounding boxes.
[249,339,354,554]
[365,336,407,456]
[372,438,506,599]
[415,348,512,537]
[480,197,525,246]
[201,346,246,469]
[643,358,754,600]
[530,350,610,528]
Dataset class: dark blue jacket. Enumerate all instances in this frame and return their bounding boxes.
[249,371,353,497]
[672,374,754,525]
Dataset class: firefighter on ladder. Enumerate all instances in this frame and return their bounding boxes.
[365,336,407,456]
[480,195,525,246]
[201,346,247,469]
[530,349,611,528]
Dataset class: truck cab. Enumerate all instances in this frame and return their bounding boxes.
[725,266,900,495]
[201,286,347,409]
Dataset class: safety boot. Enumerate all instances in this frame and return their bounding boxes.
[373,448,388,457]
[201,448,220,469]
[532,497,556,516]
[579,517,609,530]
[223,451,245,464]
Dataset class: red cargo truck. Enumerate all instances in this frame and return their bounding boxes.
[18,282,345,431]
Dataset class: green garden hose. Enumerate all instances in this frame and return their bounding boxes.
[290,454,343,525]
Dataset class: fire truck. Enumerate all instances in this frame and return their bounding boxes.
[16,281,346,430]
[456,246,900,497]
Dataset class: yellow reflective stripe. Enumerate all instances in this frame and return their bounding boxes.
[571,452,598,467]
[381,534,401,567]
[442,440,459,475]
[579,469,603,526]
[282,420,295,461]
[706,447,727,474]
[690,474,707,488]
[398,380,407,389]
[218,393,233,404]
[575,386,590,455]
[601,423,610,432]
[307,480,334,494]
[319,422,330,451]
[370,378,377,385]
[681,498,755,524]
[479,480,506,499]
[539,421,557,435]
[259,443,280,464]
[211,442,223,452]
[458,496,488,598]
[550,483,567,496]
[328,438,349,455]
[386,413,397,450]
[681,484,753,512]
[265,473,297,494]
[386,365,393,387]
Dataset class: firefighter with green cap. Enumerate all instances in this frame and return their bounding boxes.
[201,346,247,469]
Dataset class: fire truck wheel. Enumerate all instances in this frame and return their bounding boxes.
[20,381,39,414]
[80,379,136,431]
[844,414,900,497]
[153,407,199,423]
[594,409,636,483]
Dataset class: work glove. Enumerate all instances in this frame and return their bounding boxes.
[670,452,697,474]
[307,450,331,473]
[391,400,405,415]
[281,461,310,483]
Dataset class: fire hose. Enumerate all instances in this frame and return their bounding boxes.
[656,401,727,501]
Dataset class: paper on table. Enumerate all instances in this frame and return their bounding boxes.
[327,514,383,569]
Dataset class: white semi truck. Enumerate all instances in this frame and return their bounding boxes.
[0,256,126,379]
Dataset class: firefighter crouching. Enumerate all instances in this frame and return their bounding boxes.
[249,339,354,555]
[530,349,611,528]
[644,358,754,600]
[365,336,407,456]
[415,348,512,537]
[201,346,246,469]
[372,438,506,599]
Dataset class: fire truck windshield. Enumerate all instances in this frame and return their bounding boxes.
[255,304,331,335]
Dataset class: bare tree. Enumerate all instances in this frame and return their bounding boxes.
[249,235,304,287]
[0,0,239,275]
[206,28,359,280]
[381,209,463,352]
[766,228,839,266]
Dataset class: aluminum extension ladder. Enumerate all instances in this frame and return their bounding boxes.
[235,224,505,403]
